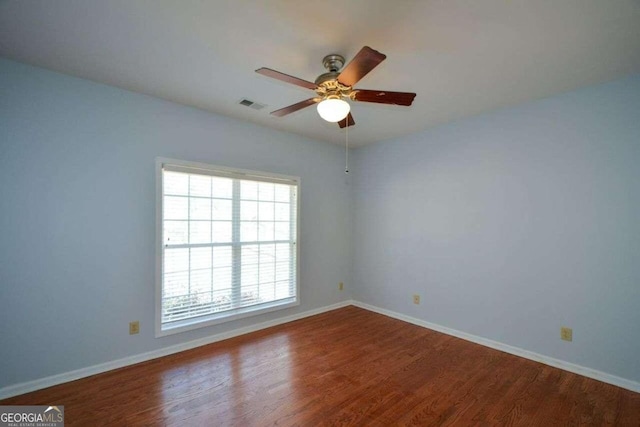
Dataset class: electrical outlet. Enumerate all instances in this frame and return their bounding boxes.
[413,295,420,305]
[560,327,572,342]
[338,282,344,291]
[129,321,140,335]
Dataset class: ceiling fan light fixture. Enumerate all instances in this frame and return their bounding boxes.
[256,46,415,128]
[317,97,350,122]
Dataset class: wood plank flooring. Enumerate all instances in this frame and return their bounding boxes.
[2,306,639,426]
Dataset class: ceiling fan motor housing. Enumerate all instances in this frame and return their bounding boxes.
[323,54,344,72]
[315,54,346,85]
[315,54,352,99]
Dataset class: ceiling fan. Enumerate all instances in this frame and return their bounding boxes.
[256,46,416,128]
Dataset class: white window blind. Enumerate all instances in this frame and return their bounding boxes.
[157,160,299,335]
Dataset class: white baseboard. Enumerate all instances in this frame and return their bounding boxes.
[351,300,640,393]
[0,300,352,400]
[3,299,637,400]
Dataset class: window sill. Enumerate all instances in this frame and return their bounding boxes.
[155,297,299,337]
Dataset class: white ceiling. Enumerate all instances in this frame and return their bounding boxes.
[1,1,639,148]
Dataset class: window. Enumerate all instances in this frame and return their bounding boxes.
[156,158,299,336]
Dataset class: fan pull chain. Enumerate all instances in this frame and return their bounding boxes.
[345,119,349,174]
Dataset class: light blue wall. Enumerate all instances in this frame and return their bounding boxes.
[2,55,639,390]
[0,58,352,388]
[352,75,640,382]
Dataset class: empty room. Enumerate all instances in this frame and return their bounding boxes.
[1,1,639,425]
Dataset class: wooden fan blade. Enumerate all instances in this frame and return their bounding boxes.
[337,46,386,87]
[338,112,355,129]
[353,89,416,106]
[256,68,317,90]
[271,98,318,117]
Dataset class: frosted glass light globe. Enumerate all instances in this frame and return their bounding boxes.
[317,98,350,122]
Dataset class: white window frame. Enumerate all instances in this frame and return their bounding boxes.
[155,157,300,337]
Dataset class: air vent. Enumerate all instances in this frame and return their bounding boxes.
[238,99,266,110]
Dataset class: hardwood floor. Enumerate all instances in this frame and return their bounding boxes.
[2,306,639,426]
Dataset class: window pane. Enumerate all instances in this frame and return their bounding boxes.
[164,196,188,220]
[163,271,188,298]
[165,248,189,273]
[190,198,211,220]
[190,221,211,244]
[259,282,275,300]
[213,266,232,290]
[275,262,290,281]
[274,184,290,202]
[212,177,232,199]
[164,171,188,195]
[241,201,258,221]
[241,263,258,286]
[258,182,274,201]
[212,221,232,243]
[191,269,212,294]
[240,222,257,242]
[259,202,274,221]
[164,221,188,245]
[258,222,274,241]
[260,244,276,260]
[212,246,232,268]
[197,291,213,305]
[275,222,289,240]
[242,245,260,264]
[212,291,231,311]
[212,199,232,220]
[242,245,260,263]
[242,284,259,305]
[241,181,258,200]
[274,203,290,221]
[163,294,195,321]
[189,175,211,197]
[275,280,292,299]
[190,247,212,270]
[259,261,275,284]
[276,243,290,262]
